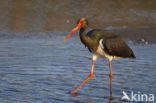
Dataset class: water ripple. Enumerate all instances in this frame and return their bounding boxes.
[0,33,155,102]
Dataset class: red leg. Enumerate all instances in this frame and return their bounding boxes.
[109,60,113,95]
[70,60,95,94]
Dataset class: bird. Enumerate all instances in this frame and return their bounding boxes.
[63,18,135,95]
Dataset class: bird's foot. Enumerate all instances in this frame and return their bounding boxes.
[69,91,79,97]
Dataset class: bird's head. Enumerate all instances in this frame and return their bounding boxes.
[77,18,88,27]
[63,18,88,42]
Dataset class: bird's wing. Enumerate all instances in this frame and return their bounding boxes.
[101,36,135,58]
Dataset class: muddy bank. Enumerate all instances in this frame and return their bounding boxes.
[110,27,156,43]
[0,0,156,33]
[0,0,155,43]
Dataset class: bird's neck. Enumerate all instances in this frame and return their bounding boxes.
[79,27,98,52]
[79,27,92,49]
[79,27,88,39]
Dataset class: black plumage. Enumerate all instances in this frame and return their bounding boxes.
[80,28,135,59]
[102,35,135,58]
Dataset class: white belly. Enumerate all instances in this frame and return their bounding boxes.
[94,45,121,61]
[93,39,121,61]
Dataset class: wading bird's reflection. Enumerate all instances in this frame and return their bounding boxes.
[69,88,113,103]
[107,93,113,103]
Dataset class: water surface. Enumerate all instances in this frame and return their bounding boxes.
[0,33,155,103]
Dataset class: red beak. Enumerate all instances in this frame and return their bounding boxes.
[63,19,84,42]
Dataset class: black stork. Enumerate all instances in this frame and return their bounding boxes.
[63,18,135,95]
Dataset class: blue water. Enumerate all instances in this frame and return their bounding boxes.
[0,33,155,103]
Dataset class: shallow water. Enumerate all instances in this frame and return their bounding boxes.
[0,33,155,103]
